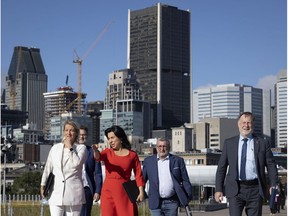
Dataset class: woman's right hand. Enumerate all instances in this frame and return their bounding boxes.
[40,185,45,198]
[91,144,100,160]
[91,144,98,151]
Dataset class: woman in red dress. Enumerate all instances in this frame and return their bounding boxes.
[92,125,145,216]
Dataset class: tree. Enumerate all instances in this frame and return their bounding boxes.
[10,171,42,195]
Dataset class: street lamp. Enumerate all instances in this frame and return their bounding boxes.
[1,141,12,205]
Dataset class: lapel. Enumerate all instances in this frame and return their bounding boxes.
[169,154,175,173]
[253,135,260,160]
[233,136,241,177]
[168,155,181,186]
[55,143,65,177]
[153,155,159,183]
[85,146,91,167]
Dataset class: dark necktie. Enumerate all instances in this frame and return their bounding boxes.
[240,138,248,180]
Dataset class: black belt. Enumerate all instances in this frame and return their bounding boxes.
[160,194,178,201]
[238,179,258,185]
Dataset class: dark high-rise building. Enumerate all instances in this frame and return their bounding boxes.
[128,3,191,129]
[5,46,48,130]
[87,100,104,143]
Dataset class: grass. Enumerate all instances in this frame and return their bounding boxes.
[1,201,150,216]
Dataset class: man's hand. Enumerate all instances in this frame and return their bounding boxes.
[93,193,100,202]
[214,192,223,203]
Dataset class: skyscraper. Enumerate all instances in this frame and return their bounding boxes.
[104,68,141,110]
[275,69,287,147]
[128,3,191,129]
[5,46,48,130]
[100,69,151,141]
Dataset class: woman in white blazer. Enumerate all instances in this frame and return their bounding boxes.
[40,120,87,216]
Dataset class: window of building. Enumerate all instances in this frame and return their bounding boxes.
[194,159,204,165]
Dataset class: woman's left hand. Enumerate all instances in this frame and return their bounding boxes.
[136,193,145,204]
[136,187,146,204]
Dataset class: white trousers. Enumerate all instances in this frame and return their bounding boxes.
[49,204,82,216]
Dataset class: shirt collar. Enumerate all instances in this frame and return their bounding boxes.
[239,135,252,141]
[157,154,169,161]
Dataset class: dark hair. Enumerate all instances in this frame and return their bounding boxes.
[238,112,255,122]
[80,125,88,134]
[105,125,131,150]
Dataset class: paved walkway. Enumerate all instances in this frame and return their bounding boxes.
[179,205,287,216]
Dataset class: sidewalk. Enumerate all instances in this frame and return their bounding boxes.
[179,205,287,216]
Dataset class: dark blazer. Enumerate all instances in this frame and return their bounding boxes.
[143,154,193,209]
[85,146,103,195]
[215,134,278,199]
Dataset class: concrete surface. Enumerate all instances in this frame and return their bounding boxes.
[179,205,287,216]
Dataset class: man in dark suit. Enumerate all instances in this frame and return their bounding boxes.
[79,126,103,216]
[143,138,193,216]
[214,112,278,216]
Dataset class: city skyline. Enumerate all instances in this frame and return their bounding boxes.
[2,0,286,102]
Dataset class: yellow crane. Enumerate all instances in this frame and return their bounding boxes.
[73,21,113,114]
[63,97,78,113]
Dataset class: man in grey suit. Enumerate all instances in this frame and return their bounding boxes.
[214,112,278,216]
[143,138,193,216]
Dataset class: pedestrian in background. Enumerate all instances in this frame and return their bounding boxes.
[143,138,193,216]
[214,112,278,216]
[92,125,145,216]
[78,125,103,216]
[40,120,87,216]
[279,181,286,210]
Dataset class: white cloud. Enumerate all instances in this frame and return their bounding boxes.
[255,74,278,106]
[255,74,277,91]
[194,83,216,90]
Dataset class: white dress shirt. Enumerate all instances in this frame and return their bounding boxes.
[157,155,175,198]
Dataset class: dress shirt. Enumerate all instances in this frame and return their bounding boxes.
[157,155,175,198]
[238,136,257,180]
[82,163,89,188]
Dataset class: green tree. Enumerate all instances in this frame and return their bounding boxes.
[10,171,42,195]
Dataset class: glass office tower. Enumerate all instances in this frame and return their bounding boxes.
[128,3,191,129]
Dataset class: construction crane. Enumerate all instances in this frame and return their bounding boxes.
[73,21,113,114]
[63,97,78,113]
[65,75,69,86]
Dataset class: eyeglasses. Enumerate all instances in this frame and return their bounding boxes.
[157,145,168,149]
[79,134,87,137]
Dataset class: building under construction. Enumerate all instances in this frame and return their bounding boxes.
[43,86,86,140]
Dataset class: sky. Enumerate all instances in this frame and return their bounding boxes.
[1,0,287,102]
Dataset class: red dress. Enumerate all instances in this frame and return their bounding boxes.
[98,148,145,216]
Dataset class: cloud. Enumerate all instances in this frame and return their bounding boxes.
[255,74,277,91]
[255,74,278,106]
[194,83,216,90]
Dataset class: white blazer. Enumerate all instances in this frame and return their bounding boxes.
[41,142,87,206]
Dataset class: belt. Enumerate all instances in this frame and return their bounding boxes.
[238,179,258,185]
[160,194,178,201]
